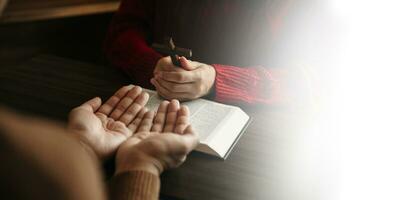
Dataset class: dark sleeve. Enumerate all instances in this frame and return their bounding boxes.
[109,171,160,200]
[104,0,162,89]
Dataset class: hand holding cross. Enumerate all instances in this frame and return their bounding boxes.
[152,37,192,67]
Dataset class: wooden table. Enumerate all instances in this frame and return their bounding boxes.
[0,0,119,23]
[0,55,319,200]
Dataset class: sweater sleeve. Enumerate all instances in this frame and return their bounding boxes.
[109,171,160,200]
[104,0,161,89]
[212,64,284,105]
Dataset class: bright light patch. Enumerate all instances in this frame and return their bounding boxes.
[327,0,409,200]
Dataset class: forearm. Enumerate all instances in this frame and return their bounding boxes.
[109,171,160,200]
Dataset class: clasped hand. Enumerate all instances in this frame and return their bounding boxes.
[68,85,199,175]
[151,56,216,101]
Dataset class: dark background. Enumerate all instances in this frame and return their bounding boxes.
[0,13,113,66]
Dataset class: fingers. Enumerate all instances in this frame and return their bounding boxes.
[163,100,180,132]
[158,70,199,83]
[78,97,102,112]
[179,56,195,71]
[155,77,193,93]
[118,92,149,125]
[174,105,190,134]
[110,86,143,120]
[157,56,175,71]
[149,100,189,134]
[151,78,191,100]
[97,85,134,115]
[127,107,147,133]
[136,111,155,132]
[151,101,170,132]
[155,56,185,72]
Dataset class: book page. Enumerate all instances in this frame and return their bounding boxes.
[189,102,234,141]
[144,90,163,111]
[206,108,249,158]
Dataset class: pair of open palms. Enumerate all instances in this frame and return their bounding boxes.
[67,85,198,175]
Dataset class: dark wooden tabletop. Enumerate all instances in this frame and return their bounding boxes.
[0,55,315,200]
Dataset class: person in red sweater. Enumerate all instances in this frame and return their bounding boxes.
[104,0,293,105]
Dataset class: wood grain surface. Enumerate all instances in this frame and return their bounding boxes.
[0,0,8,17]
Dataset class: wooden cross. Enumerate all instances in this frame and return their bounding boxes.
[152,37,192,67]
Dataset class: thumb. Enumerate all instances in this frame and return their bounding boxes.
[181,125,199,151]
[179,57,196,71]
[80,97,102,112]
[156,56,177,73]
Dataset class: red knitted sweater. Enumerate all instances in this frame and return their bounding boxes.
[104,0,290,105]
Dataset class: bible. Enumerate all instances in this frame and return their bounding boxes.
[143,89,251,159]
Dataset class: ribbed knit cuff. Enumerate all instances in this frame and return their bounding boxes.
[212,64,256,103]
[212,64,282,105]
[109,171,160,200]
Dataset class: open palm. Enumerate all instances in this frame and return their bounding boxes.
[115,100,199,175]
[68,85,150,160]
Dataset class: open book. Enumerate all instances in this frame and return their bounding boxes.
[143,89,250,159]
